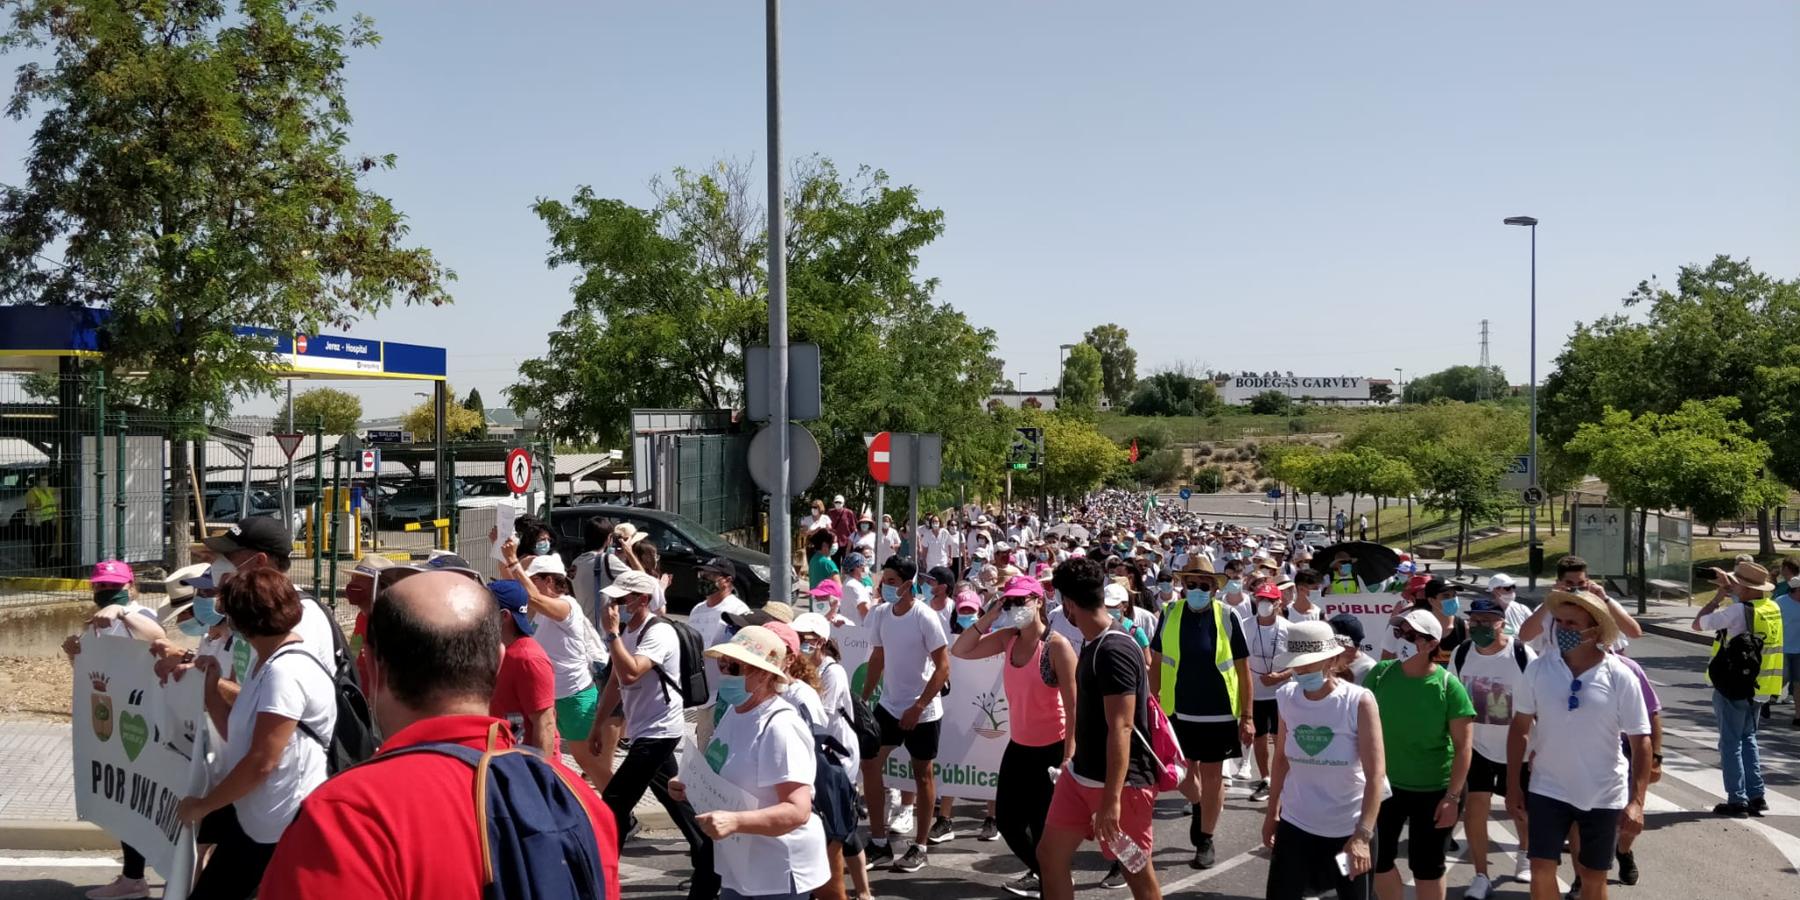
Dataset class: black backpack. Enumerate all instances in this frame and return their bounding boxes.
[1709,604,1767,701]
[826,659,881,758]
[1453,639,1529,675]
[648,617,710,708]
[269,644,376,776]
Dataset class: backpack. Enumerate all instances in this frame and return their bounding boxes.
[1709,603,1767,702]
[648,617,710,708]
[1452,640,1528,675]
[1090,631,1182,793]
[823,659,881,758]
[379,722,609,900]
[274,608,376,775]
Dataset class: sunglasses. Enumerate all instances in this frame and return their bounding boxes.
[720,661,745,677]
[1391,626,1422,642]
[1568,677,1584,711]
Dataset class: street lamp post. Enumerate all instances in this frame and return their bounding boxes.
[766,0,793,603]
[1504,215,1540,588]
[1057,344,1074,396]
[1392,368,1403,404]
[1018,372,1028,393]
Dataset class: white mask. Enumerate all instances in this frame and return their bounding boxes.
[1395,639,1419,662]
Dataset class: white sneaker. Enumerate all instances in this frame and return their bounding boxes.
[86,878,149,900]
[1467,874,1493,899]
[1514,852,1534,882]
[890,804,916,838]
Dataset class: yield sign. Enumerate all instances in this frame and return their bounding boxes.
[867,431,892,483]
[273,433,306,461]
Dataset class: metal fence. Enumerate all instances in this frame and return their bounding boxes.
[675,433,757,538]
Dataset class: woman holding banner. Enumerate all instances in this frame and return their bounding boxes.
[952,575,1078,899]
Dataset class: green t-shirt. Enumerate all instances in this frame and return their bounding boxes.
[1366,659,1476,791]
[807,554,839,589]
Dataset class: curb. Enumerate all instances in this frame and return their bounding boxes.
[0,819,116,852]
[1644,620,1711,647]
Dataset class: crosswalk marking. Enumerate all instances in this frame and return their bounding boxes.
[0,856,125,868]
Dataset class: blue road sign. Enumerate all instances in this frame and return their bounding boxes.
[1178,487,1193,500]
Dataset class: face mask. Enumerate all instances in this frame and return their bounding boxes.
[1440,597,1460,616]
[1469,624,1498,648]
[1157,583,1174,597]
[207,557,238,587]
[191,594,224,626]
[799,640,819,656]
[1240,549,1253,560]
[1294,670,1327,691]
[1224,580,1243,595]
[1184,589,1211,610]
[861,523,873,532]
[1009,605,1037,630]
[1338,563,1353,577]
[533,540,552,557]
[956,613,977,630]
[1256,601,1276,618]
[177,617,208,638]
[1494,590,1514,605]
[92,587,129,608]
[862,574,873,587]
[716,674,750,706]
[813,598,832,616]
[1554,624,1586,655]
[1395,639,1420,662]
[881,584,900,604]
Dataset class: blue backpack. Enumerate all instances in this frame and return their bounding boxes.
[378,722,609,900]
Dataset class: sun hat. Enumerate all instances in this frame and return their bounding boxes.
[1274,620,1344,670]
[704,625,790,683]
[89,559,133,587]
[385,553,486,583]
[792,612,832,640]
[1544,589,1620,648]
[1397,608,1444,641]
[599,569,658,597]
[162,562,210,603]
[761,600,797,623]
[489,580,536,635]
[612,522,637,542]
[1001,575,1044,598]
[1487,573,1516,591]
[341,553,395,583]
[1732,561,1777,592]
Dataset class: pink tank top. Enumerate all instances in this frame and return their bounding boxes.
[1003,633,1067,748]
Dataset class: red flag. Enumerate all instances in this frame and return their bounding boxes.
[1129,439,1139,463]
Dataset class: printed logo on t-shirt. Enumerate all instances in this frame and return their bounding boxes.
[705,737,729,774]
[1294,724,1335,757]
[1468,676,1515,726]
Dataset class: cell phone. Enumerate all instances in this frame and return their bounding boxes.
[1335,852,1351,877]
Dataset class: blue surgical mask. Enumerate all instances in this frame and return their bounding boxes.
[881,584,900,604]
[1294,670,1327,691]
[1185,589,1211,610]
[799,640,819,656]
[1338,563,1353,577]
[1240,549,1253,560]
[533,540,552,557]
[956,613,977,630]
[1224,580,1243,595]
[191,594,223,627]
[716,674,750,706]
[177,617,207,638]
[1441,597,1460,616]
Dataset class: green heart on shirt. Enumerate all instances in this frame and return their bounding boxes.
[119,712,149,761]
[1293,724,1334,757]
[705,738,729,774]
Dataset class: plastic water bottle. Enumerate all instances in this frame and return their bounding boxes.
[1102,830,1150,874]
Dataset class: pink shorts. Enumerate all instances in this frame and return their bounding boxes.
[1044,775,1158,860]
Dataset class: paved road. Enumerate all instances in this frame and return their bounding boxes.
[10,632,1790,899]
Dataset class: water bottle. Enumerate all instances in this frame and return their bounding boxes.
[1102,830,1150,874]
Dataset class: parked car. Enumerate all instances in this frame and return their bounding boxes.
[379,482,447,528]
[546,504,772,612]
[456,478,546,513]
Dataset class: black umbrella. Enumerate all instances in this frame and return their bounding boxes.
[1308,541,1402,586]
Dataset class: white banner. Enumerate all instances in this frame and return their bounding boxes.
[1317,591,1411,656]
[678,732,761,815]
[72,635,209,892]
[833,623,1010,801]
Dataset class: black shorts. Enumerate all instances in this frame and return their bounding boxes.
[875,704,942,762]
[1374,787,1450,880]
[1173,718,1242,763]
[1252,698,1279,738]
[1526,792,1621,873]
[1467,752,1528,798]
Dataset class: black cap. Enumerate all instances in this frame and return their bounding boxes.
[1423,576,1453,598]
[698,556,735,577]
[722,609,775,631]
[203,516,292,559]
[1327,613,1365,646]
[927,566,957,589]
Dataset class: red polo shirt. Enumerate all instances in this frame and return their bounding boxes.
[258,715,620,900]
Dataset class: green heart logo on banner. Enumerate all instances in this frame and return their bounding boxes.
[119,712,149,762]
[705,738,729,775]
[1294,724,1334,757]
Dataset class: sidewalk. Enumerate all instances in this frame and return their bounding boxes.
[0,719,676,851]
[1440,560,1713,647]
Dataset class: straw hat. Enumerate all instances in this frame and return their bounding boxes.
[704,625,791,683]
[1544,589,1620,649]
[1731,561,1776,592]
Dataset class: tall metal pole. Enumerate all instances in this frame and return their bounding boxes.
[112,413,126,561]
[282,381,294,536]
[93,371,105,563]
[765,0,793,602]
[1527,222,1539,590]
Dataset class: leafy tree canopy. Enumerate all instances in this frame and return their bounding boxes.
[1125,369,1220,417]
[402,384,485,441]
[280,387,362,435]
[1058,343,1103,413]
[1082,323,1137,404]
[1402,365,1509,403]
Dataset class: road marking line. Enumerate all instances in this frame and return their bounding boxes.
[1662,748,1800,815]
[0,856,123,868]
[1157,847,1264,894]
[1484,814,1572,894]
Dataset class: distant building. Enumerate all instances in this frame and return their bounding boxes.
[1215,375,1380,407]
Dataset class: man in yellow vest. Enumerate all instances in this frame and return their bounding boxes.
[1149,558,1252,871]
[1692,560,1786,818]
[1325,550,1364,595]
[24,473,58,569]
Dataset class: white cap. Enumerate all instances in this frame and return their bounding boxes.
[1486,573,1517,591]
[792,612,832,640]
[1398,608,1444,641]
[601,569,659,598]
[523,554,567,578]
[833,494,846,504]
[1103,582,1129,608]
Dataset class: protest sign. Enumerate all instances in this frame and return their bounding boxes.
[72,635,208,890]
[1317,590,1410,656]
[677,733,761,815]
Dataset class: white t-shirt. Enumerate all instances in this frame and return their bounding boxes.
[918,528,954,570]
[1050,604,1087,655]
[840,579,871,625]
[1499,598,1531,635]
[620,617,687,741]
[1274,679,1375,839]
[688,594,749,702]
[1515,652,1651,811]
[1286,600,1324,624]
[816,660,860,782]
[243,594,336,674]
[89,603,160,639]
[708,696,829,895]
[226,647,335,843]
[530,598,596,699]
[1450,638,1538,764]
[1245,617,1291,701]
[868,600,949,722]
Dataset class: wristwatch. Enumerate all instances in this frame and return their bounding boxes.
[603,633,619,644]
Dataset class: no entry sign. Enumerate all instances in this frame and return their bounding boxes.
[505,447,532,494]
[868,431,892,483]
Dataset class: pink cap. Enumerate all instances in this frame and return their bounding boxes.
[1000,575,1045,598]
[808,579,843,599]
[954,589,983,613]
[90,560,133,587]
[764,621,802,655]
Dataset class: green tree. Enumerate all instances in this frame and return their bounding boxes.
[402,384,485,441]
[1058,343,1103,413]
[279,388,363,436]
[1414,446,1509,575]
[1040,412,1124,498]
[1402,365,1509,403]
[1568,399,1785,599]
[1247,390,1293,415]
[1082,323,1138,404]
[1124,368,1220,417]
[1132,448,1185,488]
[0,1,452,562]
[462,388,489,440]
[1369,382,1395,404]
[1189,466,1225,494]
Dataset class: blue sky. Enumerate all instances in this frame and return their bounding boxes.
[8,2,1800,417]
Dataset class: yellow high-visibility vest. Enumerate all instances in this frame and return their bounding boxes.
[1157,599,1240,717]
[25,485,57,523]
[1707,598,1786,698]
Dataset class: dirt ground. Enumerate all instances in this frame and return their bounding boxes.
[0,655,74,721]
